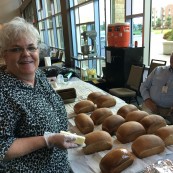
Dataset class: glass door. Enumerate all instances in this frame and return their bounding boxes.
[150,0,173,65]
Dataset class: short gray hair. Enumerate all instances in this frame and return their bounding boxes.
[0,17,41,56]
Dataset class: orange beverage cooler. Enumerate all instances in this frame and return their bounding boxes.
[107,24,115,47]
[107,23,130,47]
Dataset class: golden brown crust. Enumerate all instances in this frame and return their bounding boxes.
[90,108,113,125]
[83,131,113,155]
[140,114,167,134]
[74,100,95,114]
[126,110,149,122]
[155,125,173,146]
[116,121,146,143]
[99,148,134,173]
[131,134,165,158]
[95,95,116,108]
[87,92,104,103]
[117,104,138,119]
[102,114,125,135]
[74,113,94,134]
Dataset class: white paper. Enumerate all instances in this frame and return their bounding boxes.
[55,77,173,173]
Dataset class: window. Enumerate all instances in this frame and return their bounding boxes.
[36,0,64,52]
[54,0,61,14]
[46,0,52,16]
[47,18,53,29]
[48,29,55,47]
[55,15,64,49]
[70,1,95,56]
[126,0,144,47]
[56,28,64,49]
[69,0,108,57]
[38,0,42,10]
[99,0,107,57]
[132,0,143,14]
[70,0,88,7]
[78,3,94,24]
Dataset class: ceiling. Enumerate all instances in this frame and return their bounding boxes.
[0,0,21,24]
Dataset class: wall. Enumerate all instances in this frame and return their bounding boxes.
[0,0,21,65]
[0,0,21,23]
[112,0,125,23]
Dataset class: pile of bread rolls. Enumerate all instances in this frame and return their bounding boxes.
[74,92,116,154]
[72,92,173,173]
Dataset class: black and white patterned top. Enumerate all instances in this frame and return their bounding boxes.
[0,66,70,173]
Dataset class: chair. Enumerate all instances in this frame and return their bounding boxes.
[148,59,167,76]
[109,64,145,105]
[51,50,64,67]
[58,50,63,61]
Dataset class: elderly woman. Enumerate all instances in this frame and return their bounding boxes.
[0,17,77,172]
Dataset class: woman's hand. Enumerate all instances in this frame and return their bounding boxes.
[44,132,78,149]
[144,98,158,113]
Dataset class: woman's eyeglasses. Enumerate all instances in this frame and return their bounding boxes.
[5,46,38,54]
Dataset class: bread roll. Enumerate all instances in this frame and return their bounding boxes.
[87,92,104,103]
[102,115,125,135]
[126,110,149,122]
[83,131,113,155]
[155,125,173,146]
[140,114,167,134]
[117,104,138,119]
[90,108,113,125]
[100,148,134,173]
[74,100,95,114]
[131,134,165,158]
[116,121,146,143]
[95,95,116,108]
[74,113,94,134]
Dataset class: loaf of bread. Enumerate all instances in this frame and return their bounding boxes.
[90,108,113,125]
[126,110,149,122]
[131,134,165,158]
[140,114,167,134]
[87,92,104,103]
[99,148,134,173]
[74,100,95,114]
[155,125,173,146]
[74,113,94,134]
[83,131,113,155]
[102,114,125,135]
[95,95,116,108]
[116,121,146,143]
[117,104,138,119]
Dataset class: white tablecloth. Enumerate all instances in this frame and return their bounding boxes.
[54,77,173,173]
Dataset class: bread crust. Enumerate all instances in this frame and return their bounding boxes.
[117,104,138,119]
[131,134,165,158]
[87,92,104,103]
[126,110,149,122]
[74,100,95,114]
[90,108,113,125]
[83,131,113,155]
[140,114,167,134]
[100,148,134,173]
[116,121,146,143]
[95,95,116,108]
[102,115,125,135]
[74,113,94,134]
[155,125,173,146]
